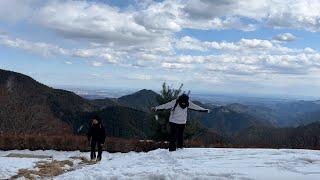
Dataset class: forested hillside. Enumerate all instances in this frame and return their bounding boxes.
[1,69,320,150]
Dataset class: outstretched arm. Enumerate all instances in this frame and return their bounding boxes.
[154,100,176,111]
[188,101,210,113]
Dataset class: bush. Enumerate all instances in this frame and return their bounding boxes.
[0,134,222,152]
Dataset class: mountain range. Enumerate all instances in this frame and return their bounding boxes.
[235,122,320,149]
[0,70,92,134]
[1,69,320,148]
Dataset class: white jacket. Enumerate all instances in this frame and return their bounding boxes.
[155,99,209,124]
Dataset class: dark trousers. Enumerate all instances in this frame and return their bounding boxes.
[169,122,186,151]
[90,139,103,160]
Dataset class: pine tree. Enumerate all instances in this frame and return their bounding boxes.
[151,82,183,141]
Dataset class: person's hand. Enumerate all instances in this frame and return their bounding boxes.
[101,144,104,146]
[150,107,156,112]
[207,109,211,113]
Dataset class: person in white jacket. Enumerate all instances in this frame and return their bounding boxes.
[151,94,210,151]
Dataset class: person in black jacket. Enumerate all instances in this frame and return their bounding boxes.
[87,115,106,161]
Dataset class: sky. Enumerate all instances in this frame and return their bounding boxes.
[1,0,320,98]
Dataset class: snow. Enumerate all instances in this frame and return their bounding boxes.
[0,149,84,179]
[0,156,37,179]
[1,148,320,179]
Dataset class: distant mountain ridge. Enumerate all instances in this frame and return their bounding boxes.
[235,122,320,149]
[0,69,92,134]
[0,69,264,138]
[90,89,160,112]
[0,69,153,137]
[2,69,320,149]
[117,89,160,112]
[223,102,320,127]
[190,105,272,135]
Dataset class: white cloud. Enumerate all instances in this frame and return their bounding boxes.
[34,0,173,55]
[2,0,320,94]
[154,74,183,82]
[134,0,182,32]
[161,62,194,69]
[2,32,319,78]
[266,0,320,32]
[156,52,320,78]
[136,53,160,61]
[91,61,103,67]
[304,47,316,54]
[72,48,118,64]
[175,36,284,53]
[134,0,320,32]
[0,0,37,22]
[183,0,269,21]
[192,73,221,84]
[65,61,73,65]
[129,74,152,80]
[0,33,124,65]
[175,36,208,51]
[274,33,297,42]
[135,0,257,31]
[3,0,320,34]
[183,16,256,31]
[239,39,273,49]
[0,34,68,56]
[182,0,320,32]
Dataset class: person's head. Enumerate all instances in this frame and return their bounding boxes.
[177,94,189,109]
[91,115,101,126]
[92,119,99,125]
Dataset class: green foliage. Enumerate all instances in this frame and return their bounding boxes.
[157,82,183,104]
[184,119,203,139]
[72,106,151,139]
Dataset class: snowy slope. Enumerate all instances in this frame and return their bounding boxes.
[0,150,83,179]
[1,148,320,180]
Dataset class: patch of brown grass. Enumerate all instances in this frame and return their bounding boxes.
[5,153,52,159]
[11,169,35,179]
[37,160,73,176]
[70,156,97,165]
[10,155,101,179]
[10,160,74,179]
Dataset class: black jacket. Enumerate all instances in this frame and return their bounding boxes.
[87,123,106,144]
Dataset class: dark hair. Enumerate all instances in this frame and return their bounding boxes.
[92,115,101,121]
[91,115,102,125]
[172,94,189,111]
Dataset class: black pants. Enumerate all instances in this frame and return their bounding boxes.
[90,139,103,160]
[169,122,185,151]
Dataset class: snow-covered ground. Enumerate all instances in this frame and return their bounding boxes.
[1,148,320,180]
